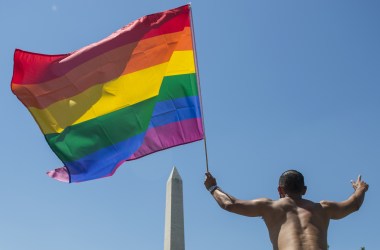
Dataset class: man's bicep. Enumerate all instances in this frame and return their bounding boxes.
[230,198,273,217]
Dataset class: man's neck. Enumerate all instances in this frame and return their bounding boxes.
[285,194,303,200]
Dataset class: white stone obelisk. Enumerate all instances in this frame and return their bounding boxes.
[164,167,185,250]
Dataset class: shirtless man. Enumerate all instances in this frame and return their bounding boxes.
[204,170,369,250]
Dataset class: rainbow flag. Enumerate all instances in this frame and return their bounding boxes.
[11,4,204,183]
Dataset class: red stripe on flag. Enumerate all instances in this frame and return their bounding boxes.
[11,5,190,85]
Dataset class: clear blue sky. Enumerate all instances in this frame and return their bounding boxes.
[1,1,379,249]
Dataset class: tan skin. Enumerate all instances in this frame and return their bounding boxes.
[204,172,369,250]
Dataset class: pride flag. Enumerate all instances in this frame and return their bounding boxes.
[11,4,204,183]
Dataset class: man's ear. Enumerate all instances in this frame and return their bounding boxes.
[278,186,285,198]
[302,186,307,195]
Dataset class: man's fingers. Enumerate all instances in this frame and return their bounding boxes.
[357,174,361,182]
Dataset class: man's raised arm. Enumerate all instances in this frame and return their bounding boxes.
[321,175,369,220]
[204,172,272,217]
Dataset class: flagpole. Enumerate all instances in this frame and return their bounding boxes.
[189,4,210,173]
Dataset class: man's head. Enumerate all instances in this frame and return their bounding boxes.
[278,170,307,198]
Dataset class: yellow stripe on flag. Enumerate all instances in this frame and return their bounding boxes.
[166,50,195,76]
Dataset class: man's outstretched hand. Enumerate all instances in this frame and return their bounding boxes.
[204,172,217,190]
[351,175,369,192]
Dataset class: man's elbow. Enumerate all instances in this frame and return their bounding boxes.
[220,202,235,212]
[353,203,361,212]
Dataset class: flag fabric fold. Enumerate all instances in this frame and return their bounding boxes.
[11,4,204,183]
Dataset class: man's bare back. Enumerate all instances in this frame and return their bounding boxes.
[263,198,329,250]
[204,170,368,250]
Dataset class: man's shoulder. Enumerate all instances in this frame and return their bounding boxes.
[267,198,293,209]
[319,199,338,209]
[256,197,273,202]
[303,198,322,205]
[249,198,274,207]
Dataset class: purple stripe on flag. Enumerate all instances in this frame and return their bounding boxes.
[128,118,203,160]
